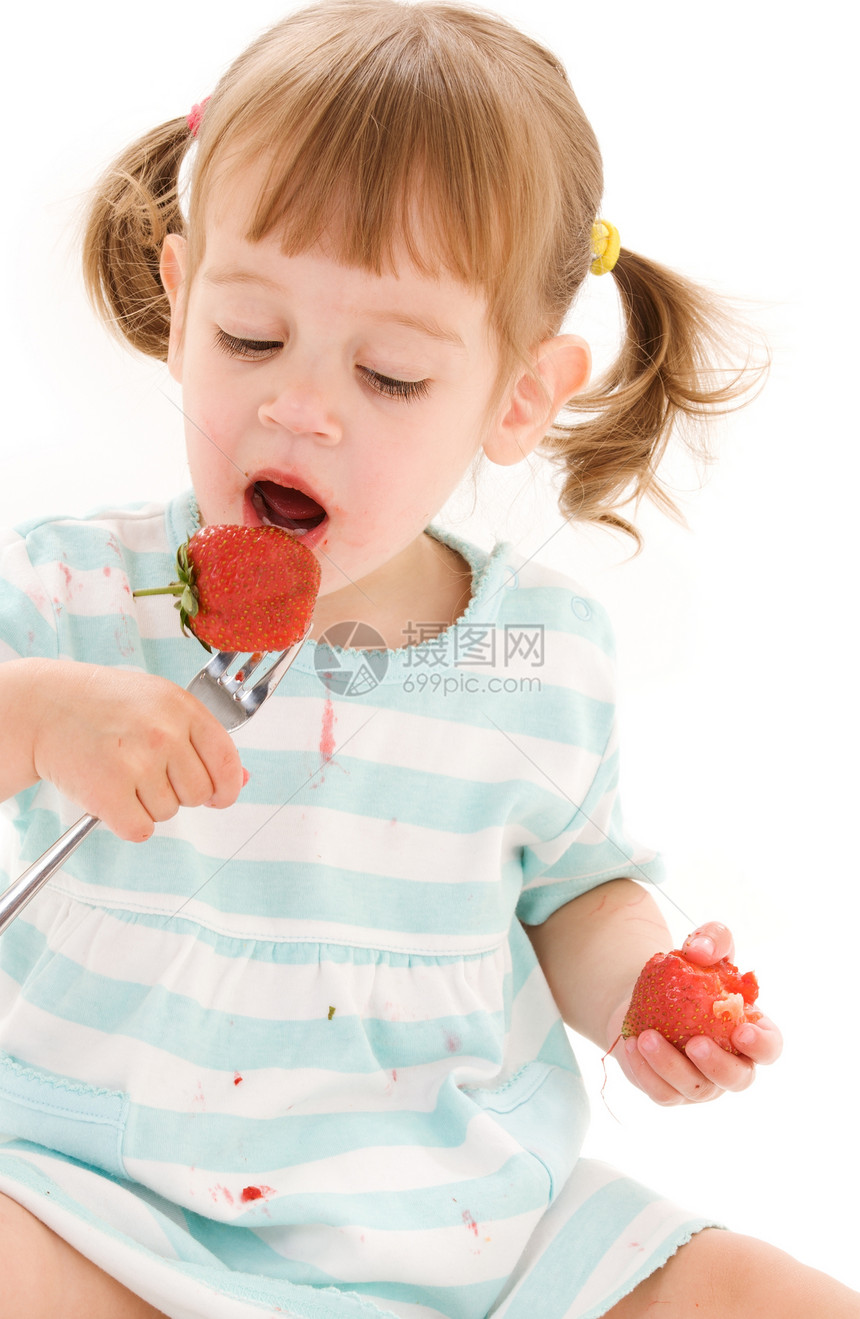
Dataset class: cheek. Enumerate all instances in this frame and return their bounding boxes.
[347,445,443,526]
[184,396,248,478]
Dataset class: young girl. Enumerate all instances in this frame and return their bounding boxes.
[0,2,855,1317]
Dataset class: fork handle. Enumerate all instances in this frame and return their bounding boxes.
[0,813,100,936]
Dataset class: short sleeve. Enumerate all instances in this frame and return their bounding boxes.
[498,558,664,927]
[515,708,665,926]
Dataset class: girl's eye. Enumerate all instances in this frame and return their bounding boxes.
[360,368,430,402]
[215,329,282,360]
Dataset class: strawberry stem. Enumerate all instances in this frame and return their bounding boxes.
[131,584,186,598]
[131,540,200,637]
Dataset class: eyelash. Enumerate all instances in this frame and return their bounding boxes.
[214,329,430,402]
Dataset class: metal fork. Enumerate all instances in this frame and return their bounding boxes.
[0,632,310,936]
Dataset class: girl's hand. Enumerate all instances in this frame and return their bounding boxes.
[29,659,245,843]
[606,922,783,1106]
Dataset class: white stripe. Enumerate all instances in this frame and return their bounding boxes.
[237,698,604,799]
[24,562,137,618]
[257,1204,544,1289]
[126,1109,537,1203]
[1,978,507,1120]
[157,800,535,887]
[491,630,614,704]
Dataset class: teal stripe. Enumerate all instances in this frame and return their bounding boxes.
[126,1086,509,1169]
[534,1018,584,1074]
[15,945,506,1073]
[0,1051,128,1178]
[293,677,614,749]
[240,746,601,832]
[19,519,169,576]
[57,612,145,666]
[57,841,516,935]
[496,584,614,647]
[0,576,58,656]
[498,1178,712,1318]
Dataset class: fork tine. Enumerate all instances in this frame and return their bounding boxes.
[235,627,312,715]
[205,650,236,679]
[230,651,266,685]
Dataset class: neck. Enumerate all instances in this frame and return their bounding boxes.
[310,531,472,650]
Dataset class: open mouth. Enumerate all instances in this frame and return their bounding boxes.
[250,480,327,536]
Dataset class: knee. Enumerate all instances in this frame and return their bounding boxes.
[692,1229,860,1316]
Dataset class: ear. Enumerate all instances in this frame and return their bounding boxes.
[160,233,189,382]
[483,335,591,467]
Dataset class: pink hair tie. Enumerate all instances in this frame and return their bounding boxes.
[187,96,210,138]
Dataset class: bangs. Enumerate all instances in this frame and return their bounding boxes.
[189,1,591,354]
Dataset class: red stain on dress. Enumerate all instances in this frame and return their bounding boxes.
[320,694,336,763]
[241,1185,275,1202]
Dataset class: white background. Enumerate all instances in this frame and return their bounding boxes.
[2,0,858,1297]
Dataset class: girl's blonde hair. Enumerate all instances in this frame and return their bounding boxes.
[83,0,762,542]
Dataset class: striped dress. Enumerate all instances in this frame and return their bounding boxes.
[0,492,718,1319]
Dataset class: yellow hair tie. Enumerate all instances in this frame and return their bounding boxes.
[590,219,621,275]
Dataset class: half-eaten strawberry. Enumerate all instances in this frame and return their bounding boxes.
[621,949,762,1055]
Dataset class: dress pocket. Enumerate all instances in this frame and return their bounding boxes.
[0,1050,128,1178]
[463,1061,588,1201]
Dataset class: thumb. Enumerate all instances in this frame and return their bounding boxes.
[682,922,735,966]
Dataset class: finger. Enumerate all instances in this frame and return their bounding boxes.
[682,922,735,965]
[621,1037,688,1106]
[165,751,216,810]
[135,776,182,826]
[629,1032,724,1105]
[684,1035,756,1093]
[637,1030,726,1102]
[732,1015,783,1065]
[188,716,244,809]
[97,794,157,844]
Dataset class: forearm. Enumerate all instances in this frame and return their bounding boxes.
[524,878,673,1051]
[0,658,48,801]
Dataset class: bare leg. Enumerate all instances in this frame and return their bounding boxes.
[605,1227,860,1319]
[0,1192,168,1319]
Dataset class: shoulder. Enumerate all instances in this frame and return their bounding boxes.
[431,528,618,705]
[4,491,198,582]
[10,497,180,563]
[0,493,196,665]
[489,543,616,659]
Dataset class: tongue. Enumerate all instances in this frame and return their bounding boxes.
[254,481,326,529]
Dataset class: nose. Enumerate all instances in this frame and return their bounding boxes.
[258,357,343,445]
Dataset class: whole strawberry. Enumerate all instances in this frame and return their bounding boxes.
[622,949,762,1055]
[134,524,320,652]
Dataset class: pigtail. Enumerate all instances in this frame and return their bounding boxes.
[545,247,767,546]
[82,117,193,361]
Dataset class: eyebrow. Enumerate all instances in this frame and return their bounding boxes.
[202,267,466,349]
